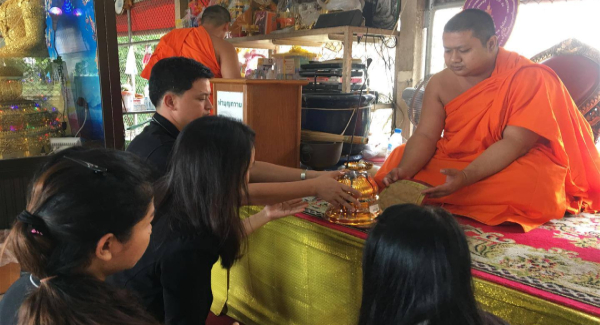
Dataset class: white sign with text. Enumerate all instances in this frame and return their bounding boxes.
[216,91,244,121]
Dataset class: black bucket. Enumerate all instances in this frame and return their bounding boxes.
[301,93,375,155]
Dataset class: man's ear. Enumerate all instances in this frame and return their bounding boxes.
[487,35,498,51]
[95,233,118,262]
[162,93,177,111]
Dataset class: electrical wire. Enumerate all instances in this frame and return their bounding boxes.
[345,28,370,168]
[74,109,87,138]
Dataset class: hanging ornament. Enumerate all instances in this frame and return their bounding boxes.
[125,46,137,75]
[142,45,152,68]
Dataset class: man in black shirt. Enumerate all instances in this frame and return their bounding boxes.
[126,112,178,177]
[128,57,360,207]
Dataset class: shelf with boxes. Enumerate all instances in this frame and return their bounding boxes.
[226,26,398,93]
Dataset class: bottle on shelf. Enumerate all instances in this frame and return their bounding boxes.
[386,128,403,158]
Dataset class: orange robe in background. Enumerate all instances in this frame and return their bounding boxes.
[140,26,222,80]
[375,48,600,232]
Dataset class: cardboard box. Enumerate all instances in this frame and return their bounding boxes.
[255,11,277,35]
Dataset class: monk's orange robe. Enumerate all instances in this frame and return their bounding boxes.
[140,26,222,79]
[375,48,600,232]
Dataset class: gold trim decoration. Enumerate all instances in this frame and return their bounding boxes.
[475,279,600,325]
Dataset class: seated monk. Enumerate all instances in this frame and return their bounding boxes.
[140,5,240,80]
[375,9,600,232]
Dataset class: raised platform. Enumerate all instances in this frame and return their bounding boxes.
[210,206,600,324]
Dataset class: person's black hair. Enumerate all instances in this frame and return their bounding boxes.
[200,5,231,26]
[444,9,496,45]
[4,147,158,325]
[149,57,214,107]
[156,116,255,268]
[359,204,483,325]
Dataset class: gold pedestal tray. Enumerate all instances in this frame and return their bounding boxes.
[325,161,381,227]
[378,179,431,211]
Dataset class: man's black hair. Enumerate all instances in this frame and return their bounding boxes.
[149,57,214,107]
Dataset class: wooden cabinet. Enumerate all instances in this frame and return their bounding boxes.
[211,79,308,168]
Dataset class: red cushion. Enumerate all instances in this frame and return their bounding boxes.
[542,54,600,108]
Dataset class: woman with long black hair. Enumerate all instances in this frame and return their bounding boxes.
[359,204,509,325]
[0,148,158,325]
[113,116,307,325]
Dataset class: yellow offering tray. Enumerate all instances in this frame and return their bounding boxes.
[378,179,431,211]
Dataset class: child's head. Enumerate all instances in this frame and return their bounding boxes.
[359,204,481,325]
[8,147,154,280]
[158,116,255,268]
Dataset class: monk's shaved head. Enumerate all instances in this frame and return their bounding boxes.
[444,9,496,45]
[200,5,231,27]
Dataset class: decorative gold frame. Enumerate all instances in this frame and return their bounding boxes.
[531,39,600,141]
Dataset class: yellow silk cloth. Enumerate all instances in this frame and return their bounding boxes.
[210,206,600,325]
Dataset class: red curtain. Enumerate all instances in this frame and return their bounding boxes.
[115,0,175,36]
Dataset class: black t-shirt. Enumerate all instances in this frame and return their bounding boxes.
[110,215,220,325]
[0,273,37,325]
[127,113,180,178]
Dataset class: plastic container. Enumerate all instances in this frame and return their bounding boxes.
[274,46,317,80]
[121,91,134,112]
[301,93,376,155]
[386,128,403,157]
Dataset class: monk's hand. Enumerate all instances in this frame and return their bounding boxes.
[382,167,410,187]
[422,169,469,198]
[311,171,361,211]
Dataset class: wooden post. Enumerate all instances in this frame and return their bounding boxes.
[342,27,353,93]
[175,0,188,27]
[395,0,427,137]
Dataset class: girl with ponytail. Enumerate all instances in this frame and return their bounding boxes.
[0,147,159,325]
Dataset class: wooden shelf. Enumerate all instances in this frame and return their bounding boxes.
[227,26,399,93]
[226,26,398,50]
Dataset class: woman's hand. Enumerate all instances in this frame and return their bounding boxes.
[263,199,309,221]
[310,171,361,210]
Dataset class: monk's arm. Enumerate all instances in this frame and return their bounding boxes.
[219,41,243,79]
[462,126,540,184]
[423,126,540,198]
[383,76,445,185]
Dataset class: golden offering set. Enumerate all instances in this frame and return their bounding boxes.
[325,161,381,227]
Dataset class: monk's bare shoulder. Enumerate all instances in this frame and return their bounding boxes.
[434,69,465,105]
[211,36,236,59]
[211,35,242,78]
[423,72,444,101]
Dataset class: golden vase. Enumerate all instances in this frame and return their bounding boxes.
[325,161,381,227]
